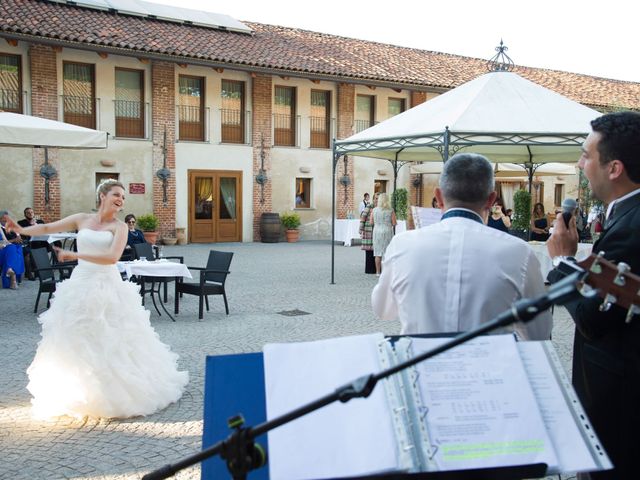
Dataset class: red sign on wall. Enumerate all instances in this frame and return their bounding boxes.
[129,183,146,194]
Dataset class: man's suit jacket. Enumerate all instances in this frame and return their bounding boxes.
[549,193,640,480]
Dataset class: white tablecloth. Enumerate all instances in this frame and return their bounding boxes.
[117,260,192,280]
[334,219,361,246]
[529,242,593,278]
[334,219,407,247]
[31,232,77,244]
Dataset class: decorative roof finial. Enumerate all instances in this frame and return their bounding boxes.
[487,40,514,72]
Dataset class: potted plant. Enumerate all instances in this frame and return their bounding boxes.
[281,211,301,243]
[510,189,531,241]
[137,213,160,245]
[391,188,409,221]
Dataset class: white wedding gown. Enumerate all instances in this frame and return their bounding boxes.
[27,229,188,419]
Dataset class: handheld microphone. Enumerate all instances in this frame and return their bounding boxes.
[561,198,577,228]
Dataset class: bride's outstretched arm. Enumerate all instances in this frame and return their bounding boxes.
[6,213,86,237]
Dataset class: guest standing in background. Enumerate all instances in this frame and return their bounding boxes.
[487,198,511,232]
[371,192,396,276]
[358,193,370,215]
[530,202,550,241]
[359,193,377,274]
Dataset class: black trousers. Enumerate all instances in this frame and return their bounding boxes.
[364,250,376,274]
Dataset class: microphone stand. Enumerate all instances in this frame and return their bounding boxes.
[143,271,587,480]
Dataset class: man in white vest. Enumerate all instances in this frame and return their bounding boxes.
[372,152,552,340]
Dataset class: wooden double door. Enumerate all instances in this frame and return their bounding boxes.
[188,170,242,243]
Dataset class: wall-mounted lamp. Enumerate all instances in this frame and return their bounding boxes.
[155,128,171,205]
[39,148,57,205]
[340,156,350,204]
[256,134,268,204]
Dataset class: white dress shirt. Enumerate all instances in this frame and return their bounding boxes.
[372,214,552,340]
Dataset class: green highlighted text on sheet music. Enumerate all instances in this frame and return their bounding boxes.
[442,439,545,461]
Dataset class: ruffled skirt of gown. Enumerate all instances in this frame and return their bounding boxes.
[27,231,188,419]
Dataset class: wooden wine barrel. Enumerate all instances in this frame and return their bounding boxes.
[260,213,281,243]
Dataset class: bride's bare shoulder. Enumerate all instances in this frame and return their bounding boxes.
[73,212,98,230]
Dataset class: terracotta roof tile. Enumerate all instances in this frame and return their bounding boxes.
[1,0,638,109]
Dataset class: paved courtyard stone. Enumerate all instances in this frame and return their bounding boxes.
[1,241,576,479]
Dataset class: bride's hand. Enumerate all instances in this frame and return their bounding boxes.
[54,247,76,263]
[5,217,21,234]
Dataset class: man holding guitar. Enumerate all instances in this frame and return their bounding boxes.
[547,111,640,480]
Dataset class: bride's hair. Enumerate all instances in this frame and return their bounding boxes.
[96,179,124,206]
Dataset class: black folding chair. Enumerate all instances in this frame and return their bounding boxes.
[175,250,233,320]
[31,247,76,312]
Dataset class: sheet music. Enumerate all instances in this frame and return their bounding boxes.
[408,335,558,471]
[517,341,612,474]
[411,206,442,228]
[264,333,402,480]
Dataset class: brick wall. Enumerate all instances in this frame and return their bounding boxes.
[336,83,355,218]
[29,45,60,222]
[251,74,273,241]
[151,61,176,238]
[410,91,427,108]
[410,90,428,206]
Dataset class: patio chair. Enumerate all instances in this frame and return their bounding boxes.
[31,247,76,313]
[174,250,233,320]
[133,243,183,302]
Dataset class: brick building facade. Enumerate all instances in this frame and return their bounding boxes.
[1,0,639,242]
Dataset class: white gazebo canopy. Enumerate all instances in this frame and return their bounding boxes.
[330,71,601,283]
[0,112,108,149]
[334,71,602,163]
[410,162,577,177]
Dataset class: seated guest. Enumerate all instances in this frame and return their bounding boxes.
[17,207,45,240]
[0,210,25,289]
[18,207,46,280]
[487,198,511,232]
[530,202,550,241]
[372,153,551,340]
[122,214,147,260]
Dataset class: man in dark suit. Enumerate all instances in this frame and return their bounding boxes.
[547,111,640,479]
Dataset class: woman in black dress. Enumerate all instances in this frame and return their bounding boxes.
[530,202,549,241]
[487,198,511,232]
[121,213,147,260]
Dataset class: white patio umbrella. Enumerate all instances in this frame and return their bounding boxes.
[0,112,108,148]
[0,112,109,203]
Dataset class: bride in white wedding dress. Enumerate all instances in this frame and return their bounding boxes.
[7,179,188,419]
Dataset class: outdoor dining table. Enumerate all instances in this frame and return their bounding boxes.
[30,232,77,249]
[117,259,192,321]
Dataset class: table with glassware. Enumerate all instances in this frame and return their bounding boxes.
[117,259,192,321]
